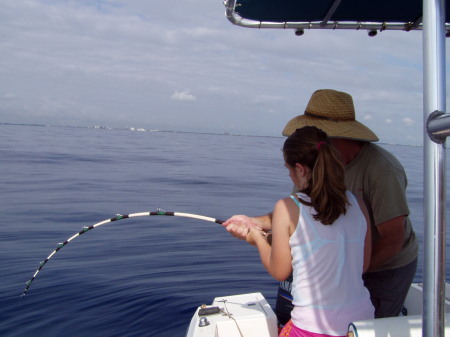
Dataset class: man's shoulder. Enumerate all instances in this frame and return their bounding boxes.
[360,143,404,171]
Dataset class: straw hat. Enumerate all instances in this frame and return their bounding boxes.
[282,89,379,142]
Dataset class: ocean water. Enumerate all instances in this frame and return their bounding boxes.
[0,123,449,337]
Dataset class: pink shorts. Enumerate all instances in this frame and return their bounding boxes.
[279,320,345,337]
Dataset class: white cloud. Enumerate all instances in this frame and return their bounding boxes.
[171,90,197,102]
[251,94,283,104]
[385,118,393,124]
[403,117,415,126]
[4,93,16,100]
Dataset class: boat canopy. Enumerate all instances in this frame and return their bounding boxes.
[225,0,450,33]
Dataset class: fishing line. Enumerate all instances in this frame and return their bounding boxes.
[22,209,224,297]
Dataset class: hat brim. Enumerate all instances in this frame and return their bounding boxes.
[282,115,379,142]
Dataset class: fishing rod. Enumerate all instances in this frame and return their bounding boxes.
[22,209,224,297]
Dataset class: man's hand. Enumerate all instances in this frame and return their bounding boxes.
[246,227,267,246]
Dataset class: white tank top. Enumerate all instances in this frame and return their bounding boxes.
[289,191,374,336]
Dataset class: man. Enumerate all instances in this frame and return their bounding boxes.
[223,89,418,322]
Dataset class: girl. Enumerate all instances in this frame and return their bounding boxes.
[246,126,374,337]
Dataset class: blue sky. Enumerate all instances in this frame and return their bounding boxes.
[1,0,448,145]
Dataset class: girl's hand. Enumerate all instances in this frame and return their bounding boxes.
[223,215,258,240]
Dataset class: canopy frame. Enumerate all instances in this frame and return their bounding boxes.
[224,0,448,35]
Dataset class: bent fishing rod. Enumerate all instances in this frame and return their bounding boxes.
[22,209,224,297]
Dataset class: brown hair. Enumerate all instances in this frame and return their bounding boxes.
[283,126,348,225]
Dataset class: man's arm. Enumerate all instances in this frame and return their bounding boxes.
[356,198,372,273]
[368,215,405,271]
[252,213,273,231]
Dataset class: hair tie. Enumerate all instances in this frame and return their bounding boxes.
[317,141,325,150]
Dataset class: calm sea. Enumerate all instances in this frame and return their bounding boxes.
[0,124,449,337]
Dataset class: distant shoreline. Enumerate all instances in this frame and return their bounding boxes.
[0,122,424,147]
[0,122,285,140]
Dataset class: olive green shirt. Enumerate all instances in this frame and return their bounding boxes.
[345,143,418,271]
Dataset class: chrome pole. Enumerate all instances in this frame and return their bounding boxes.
[422,0,447,336]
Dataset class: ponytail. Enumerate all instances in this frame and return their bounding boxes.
[283,126,348,225]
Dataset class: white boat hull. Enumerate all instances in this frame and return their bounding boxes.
[186,292,278,337]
